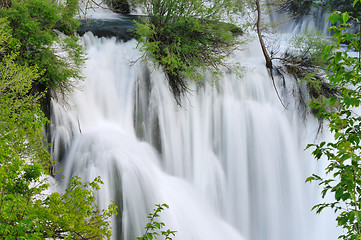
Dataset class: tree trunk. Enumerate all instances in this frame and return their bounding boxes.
[255,0,272,70]
[255,0,286,108]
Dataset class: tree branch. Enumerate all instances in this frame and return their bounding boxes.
[255,0,286,109]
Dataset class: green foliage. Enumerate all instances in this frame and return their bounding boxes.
[307,9,361,240]
[132,0,244,102]
[330,0,361,18]
[299,71,337,116]
[0,0,85,91]
[0,18,117,239]
[37,176,117,239]
[311,0,361,18]
[289,31,331,66]
[280,30,337,114]
[137,204,176,240]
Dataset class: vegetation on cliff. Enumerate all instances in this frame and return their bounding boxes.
[131,0,244,103]
[0,0,85,94]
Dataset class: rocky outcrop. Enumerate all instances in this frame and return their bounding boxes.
[78,16,142,41]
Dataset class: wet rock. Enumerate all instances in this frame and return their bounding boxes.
[78,16,143,41]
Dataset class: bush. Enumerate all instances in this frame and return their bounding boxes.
[0,17,117,240]
[0,0,85,92]
[132,0,244,103]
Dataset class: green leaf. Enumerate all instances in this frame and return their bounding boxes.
[353,0,359,7]
[334,52,342,63]
[324,45,333,54]
[335,188,344,201]
[341,192,350,201]
[147,233,154,240]
[357,211,361,222]
[340,154,350,162]
[337,215,348,225]
[341,12,350,24]
[329,13,340,25]
[305,176,315,183]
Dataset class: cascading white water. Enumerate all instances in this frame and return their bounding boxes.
[51,12,339,240]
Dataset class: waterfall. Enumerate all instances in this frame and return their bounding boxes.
[50,13,339,240]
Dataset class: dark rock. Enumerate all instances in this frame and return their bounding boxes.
[78,16,143,41]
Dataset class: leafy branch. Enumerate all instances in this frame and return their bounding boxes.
[307,3,361,239]
[137,204,176,240]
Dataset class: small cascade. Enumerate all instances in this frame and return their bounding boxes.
[50,9,339,240]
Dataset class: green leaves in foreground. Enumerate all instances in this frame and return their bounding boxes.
[354,0,361,8]
[0,18,117,239]
[0,0,85,92]
[137,204,176,240]
[307,6,361,240]
[0,175,117,239]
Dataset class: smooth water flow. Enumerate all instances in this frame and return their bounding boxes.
[51,15,338,240]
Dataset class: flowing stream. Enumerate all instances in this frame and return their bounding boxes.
[51,9,339,240]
